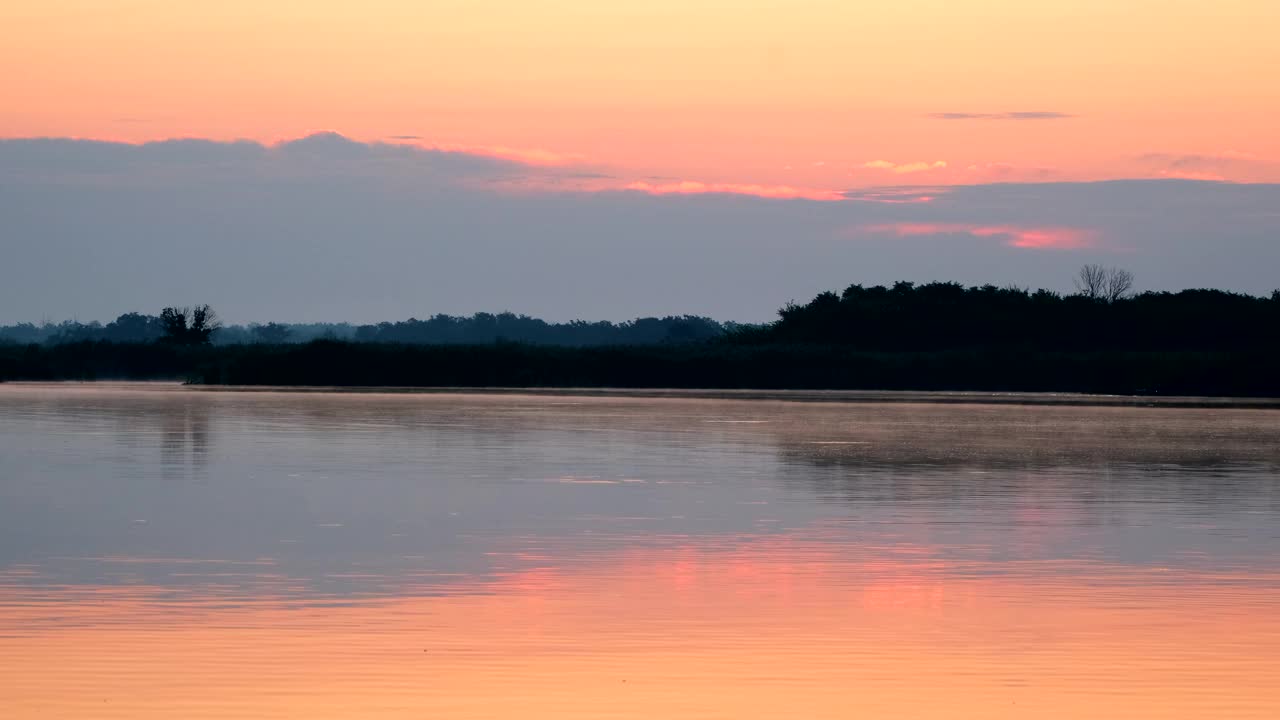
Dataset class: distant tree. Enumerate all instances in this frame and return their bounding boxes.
[45,319,102,344]
[159,307,188,342]
[344,312,722,346]
[250,322,292,344]
[103,312,163,343]
[662,316,723,343]
[159,305,220,345]
[1074,264,1108,300]
[1075,265,1135,303]
[1104,267,1136,303]
[0,322,42,344]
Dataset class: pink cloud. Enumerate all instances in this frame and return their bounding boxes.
[965,162,1059,182]
[391,138,587,167]
[858,222,1097,249]
[845,187,949,204]
[625,180,845,202]
[1157,169,1228,182]
[1136,151,1274,182]
[863,160,948,174]
[473,145,589,167]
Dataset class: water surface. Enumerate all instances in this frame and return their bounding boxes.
[2,383,1278,718]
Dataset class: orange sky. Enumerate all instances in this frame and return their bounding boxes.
[3,0,1279,189]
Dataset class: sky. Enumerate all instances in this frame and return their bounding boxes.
[2,0,1278,322]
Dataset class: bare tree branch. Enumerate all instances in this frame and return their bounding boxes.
[1075,265,1135,303]
[1104,267,1135,303]
[1074,264,1107,299]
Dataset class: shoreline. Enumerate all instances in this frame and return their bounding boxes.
[6,380,1280,409]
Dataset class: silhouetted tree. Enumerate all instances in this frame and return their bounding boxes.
[159,308,187,342]
[159,305,220,345]
[1074,264,1108,300]
[103,312,163,343]
[1075,265,1135,303]
[1104,267,1136,303]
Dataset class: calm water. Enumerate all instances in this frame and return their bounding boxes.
[2,383,1278,718]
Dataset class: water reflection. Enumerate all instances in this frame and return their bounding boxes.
[3,533,1278,718]
[160,398,210,477]
[1,384,1279,718]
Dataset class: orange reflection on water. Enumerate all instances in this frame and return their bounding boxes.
[3,535,1279,719]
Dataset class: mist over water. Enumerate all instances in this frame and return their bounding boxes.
[2,384,1278,718]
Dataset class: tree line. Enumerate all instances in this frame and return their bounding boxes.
[2,268,1276,354]
[739,267,1278,353]
[0,309,729,347]
[2,267,1278,397]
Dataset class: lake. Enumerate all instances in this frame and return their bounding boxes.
[2,382,1278,718]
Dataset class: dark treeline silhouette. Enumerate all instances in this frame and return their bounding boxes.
[349,313,728,345]
[0,312,168,345]
[4,340,1277,397]
[738,280,1279,352]
[0,312,729,347]
[2,272,1277,397]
